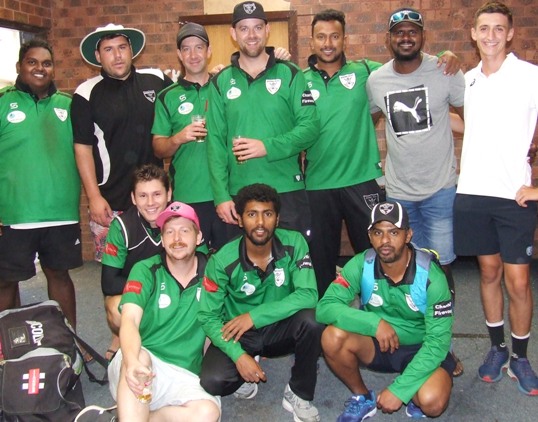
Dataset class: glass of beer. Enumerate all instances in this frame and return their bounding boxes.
[191,114,206,142]
[233,135,247,164]
[136,371,153,404]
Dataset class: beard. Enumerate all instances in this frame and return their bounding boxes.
[393,49,421,62]
[245,227,275,246]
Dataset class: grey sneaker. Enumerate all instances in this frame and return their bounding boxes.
[233,381,258,399]
[282,384,320,422]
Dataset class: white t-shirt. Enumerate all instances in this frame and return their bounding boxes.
[457,53,538,200]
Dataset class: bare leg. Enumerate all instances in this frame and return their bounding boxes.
[42,267,77,328]
[477,254,504,324]
[503,263,533,336]
[149,400,220,422]
[413,367,452,417]
[105,295,122,360]
[321,325,375,395]
[0,281,19,311]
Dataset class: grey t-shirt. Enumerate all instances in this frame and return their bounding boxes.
[366,53,465,201]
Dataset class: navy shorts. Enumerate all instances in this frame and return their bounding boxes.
[454,194,537,264]
[0,224,83,282]
[367,338,456,378]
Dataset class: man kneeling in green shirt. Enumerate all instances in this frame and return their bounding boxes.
[317,201,455,421]
[108,202,220,422]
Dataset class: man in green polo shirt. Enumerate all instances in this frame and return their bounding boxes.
[108,202,219,421]
[199,183,324,422]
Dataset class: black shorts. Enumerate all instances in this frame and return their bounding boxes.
[0,224,83,282]
[454,194,537,264]
[367,338,456,378]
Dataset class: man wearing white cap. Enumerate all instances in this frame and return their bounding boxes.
[317,200,455,421]
[107,201,220,421]
[71,24,172,261]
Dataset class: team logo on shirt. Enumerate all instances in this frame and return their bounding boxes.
[310,89,320,101]
[178,102,194,114]
[274,268,285,287]
[405,294,419,312]
[368,293,384,307]
[53,108,68,122]
[266,79,281,95]
[227,86,241,100]
[241,282,256,296]
[339,73,356,90]
[143,90,156,103]
[7,110,26,123]
[158,294,171,309]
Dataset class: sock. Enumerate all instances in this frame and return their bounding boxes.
[363,391,372,401]
[486,320,505,348]
[511,332,530,359]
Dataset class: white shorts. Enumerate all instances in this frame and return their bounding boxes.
[108,348,220,412]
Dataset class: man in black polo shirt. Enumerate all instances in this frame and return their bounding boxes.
[72,23,172,261]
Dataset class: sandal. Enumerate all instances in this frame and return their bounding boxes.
[452,352,464,377]
[105,348,117,362]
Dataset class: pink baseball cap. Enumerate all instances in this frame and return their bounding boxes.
[156,201,200,230]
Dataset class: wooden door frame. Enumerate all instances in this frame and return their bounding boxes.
[177,11,298,62]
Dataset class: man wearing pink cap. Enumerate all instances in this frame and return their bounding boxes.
[107,201,220,421]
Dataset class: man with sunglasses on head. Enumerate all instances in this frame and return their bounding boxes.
[303,9,461,301]
[366,7,465,376]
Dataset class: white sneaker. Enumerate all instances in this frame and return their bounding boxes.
[282,384,320,422]
[233,382,258,399]
[75,405,118,422]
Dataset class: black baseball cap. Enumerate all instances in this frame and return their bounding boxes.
[232,2,267,26]
[368,201,410,230]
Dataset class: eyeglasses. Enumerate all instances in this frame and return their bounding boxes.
[389,10,423,29]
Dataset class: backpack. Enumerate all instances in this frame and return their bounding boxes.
[0,300,106,422]
[360,247,438,314]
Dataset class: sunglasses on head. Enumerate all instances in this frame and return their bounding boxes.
[389,10,423,28]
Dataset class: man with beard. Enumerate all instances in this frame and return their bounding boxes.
[317,201,455,421]
[198,183,323,422]
[366,8,464,376]
[206,2,319,240]
[107,201,220,421]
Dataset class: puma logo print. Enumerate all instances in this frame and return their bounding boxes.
[393,97,422,123]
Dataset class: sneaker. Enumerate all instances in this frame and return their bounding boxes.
[336,390,377,422]
[507,357,538,396]
[406,401,426,419]
[478,345,509,382]
[233,382,258,399]
[75,405,118,422]
[282,384,320,422]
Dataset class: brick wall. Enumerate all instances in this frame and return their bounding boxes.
[1,0,537,260]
